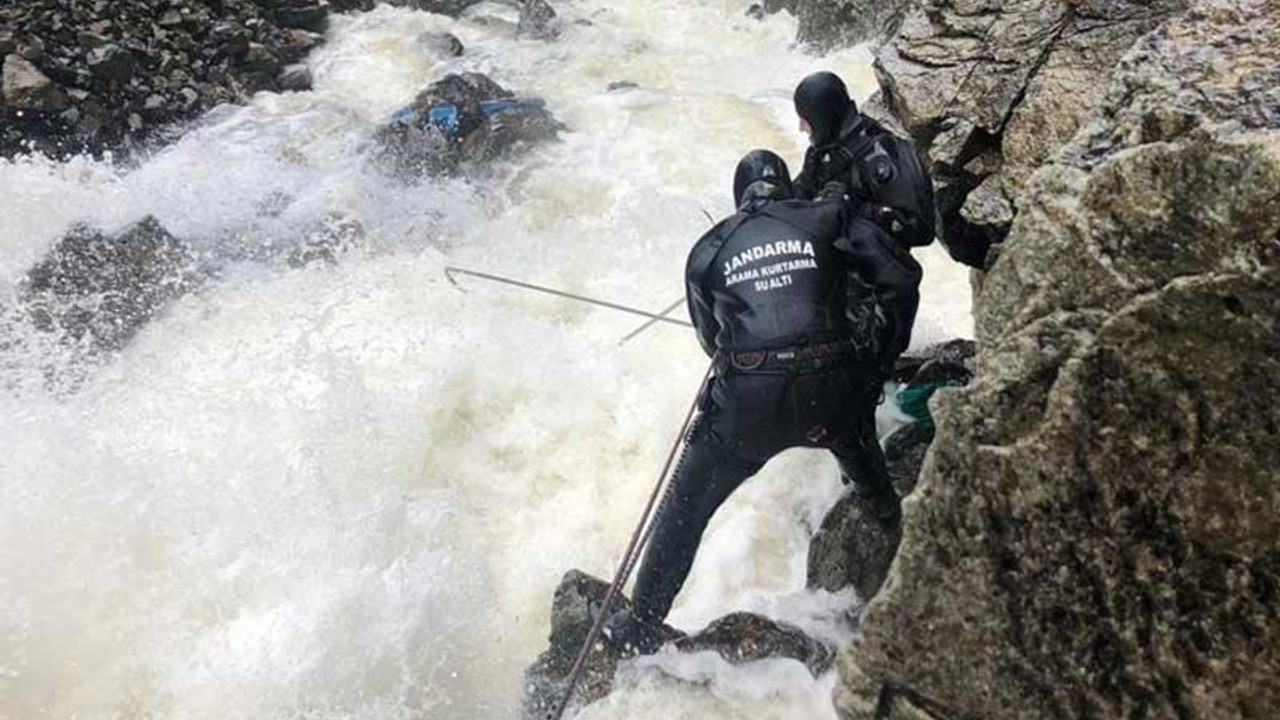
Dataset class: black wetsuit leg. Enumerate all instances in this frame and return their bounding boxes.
[829,367,897,510]
[629,419,763,623]
[628,364,888,625]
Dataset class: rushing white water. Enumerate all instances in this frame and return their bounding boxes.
[0,2,973,719]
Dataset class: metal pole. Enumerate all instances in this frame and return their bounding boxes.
[617,298,686,346]
[616,208,717,345]
[548,361,715,720]
[444,266,692,327]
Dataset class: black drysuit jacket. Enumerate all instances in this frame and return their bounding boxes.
[685,194,921,373]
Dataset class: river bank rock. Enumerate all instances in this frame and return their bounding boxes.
[523,569,832,718]
[373,71,564,178]
[21,216,201,354]
[746,0,908,50]
[874,0,1188,269]
[807,340,975,600]
[836,1,1280,718]
[794,0,910,51]
[0,0,334,159]
[807,492,903,602]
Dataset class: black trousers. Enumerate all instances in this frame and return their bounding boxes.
[630,361,891,623]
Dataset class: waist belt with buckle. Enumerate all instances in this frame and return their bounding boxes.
[728,339,856,371]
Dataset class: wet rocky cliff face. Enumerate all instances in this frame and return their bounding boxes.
[831,0,1280,718]
[875,0,1190,269]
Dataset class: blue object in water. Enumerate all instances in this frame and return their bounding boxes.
[387,97,546,138]
[427,105,460,135]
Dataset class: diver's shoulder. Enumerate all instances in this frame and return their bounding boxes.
[771,197,844,219]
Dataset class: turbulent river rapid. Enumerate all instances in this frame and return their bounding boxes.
[1,2,973,718]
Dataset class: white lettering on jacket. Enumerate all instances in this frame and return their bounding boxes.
[722,239,817,290]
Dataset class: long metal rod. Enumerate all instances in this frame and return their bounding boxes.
[548,361,715,720]
[617,208,716,345]
[444,266,693,327]
[617,297,686,346]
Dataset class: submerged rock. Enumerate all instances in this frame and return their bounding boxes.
[374,71,564,178]
[524,569,833,717]
[21,217,201,354]
[415,31,465,57]
[674,612,832,675]
[406,0,487,15]
[838,2,1280,718]
[517,0,560,40]
[287,213,365,268]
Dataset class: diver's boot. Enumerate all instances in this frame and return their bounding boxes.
[602,609,664,658]
[852,483,902,523]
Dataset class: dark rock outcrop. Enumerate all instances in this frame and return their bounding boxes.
[0,0,333,159]
[401,0,484,15]
[517,0,560,40]
[524,570,833,718]
[746,0,799,20]
[836,2,1280,718]
[523,570,683,719]
[808,340,975,600]
[674,612,832,676]
[794,0,910,51]
[874,0,1189,269]
[373,72,564,178]
[807,492,904,602]
[890,338,974,388]
[21,216,201,354]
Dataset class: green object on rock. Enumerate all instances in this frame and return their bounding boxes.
[895,380,962,435]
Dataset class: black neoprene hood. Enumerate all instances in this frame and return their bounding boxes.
[733,149,794,206]
[794,71,856,146]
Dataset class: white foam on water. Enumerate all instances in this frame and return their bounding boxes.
[0,1,972,718]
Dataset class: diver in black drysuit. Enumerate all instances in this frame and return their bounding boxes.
[792,71,936,368]
[604,150,921,655]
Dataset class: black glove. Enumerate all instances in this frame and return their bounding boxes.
[817,180,848,203]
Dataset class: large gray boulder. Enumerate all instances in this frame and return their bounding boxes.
[875,0,1188,269]
[835,2,1280,718]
